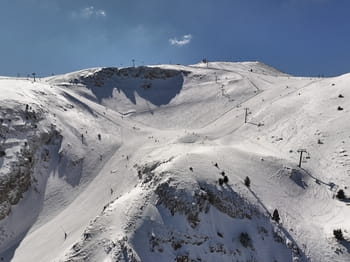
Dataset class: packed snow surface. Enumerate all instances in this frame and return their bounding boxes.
[0,61,349,262]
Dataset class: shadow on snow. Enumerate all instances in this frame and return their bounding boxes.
[80,67,187,106]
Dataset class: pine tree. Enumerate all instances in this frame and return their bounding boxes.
[244,176,250,187]
[333,229,344,241]
[336,189,346,200]
[272,209,280,223]
[239,232,252,248]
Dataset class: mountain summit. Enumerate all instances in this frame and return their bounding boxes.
[0,62,349,262]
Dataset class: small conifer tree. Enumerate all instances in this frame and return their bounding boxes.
[272,209,280,223]
[244,176,250,187]
[239,232,252,248]
[336,189,346,200]
[333,229,344,241]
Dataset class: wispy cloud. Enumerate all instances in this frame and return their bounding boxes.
[71,6,107,19]
[169,34,192,47]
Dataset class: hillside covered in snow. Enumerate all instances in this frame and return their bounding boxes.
[0,61,349,262]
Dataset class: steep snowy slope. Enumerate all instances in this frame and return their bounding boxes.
[0,61,349,262]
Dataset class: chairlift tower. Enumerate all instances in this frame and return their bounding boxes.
[297,149,307,168]
[244,108,249,123]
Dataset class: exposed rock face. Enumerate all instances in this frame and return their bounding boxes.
[156,180,261,227]
[0,103,60,220]
[155,180,210,227]
[70,66,191,88]
[0,158,32,219]
[199,182,261,220]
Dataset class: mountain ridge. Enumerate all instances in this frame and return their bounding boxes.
[0,61,349,261]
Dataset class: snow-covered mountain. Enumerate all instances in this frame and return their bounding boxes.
[0,61,349,262]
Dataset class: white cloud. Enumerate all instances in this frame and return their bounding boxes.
[169,34,192,47]
[95,9,107,17]
[72,6,106,19]
[81,7,94,18]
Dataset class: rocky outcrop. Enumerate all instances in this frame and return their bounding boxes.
[155,178,261,228]
[62,159,306,262]
[0,103,60,220]
[71,67,190,87]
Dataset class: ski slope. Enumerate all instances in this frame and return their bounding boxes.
[0,61,349,262]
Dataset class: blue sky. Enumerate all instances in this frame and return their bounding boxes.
[1,0,349,76]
